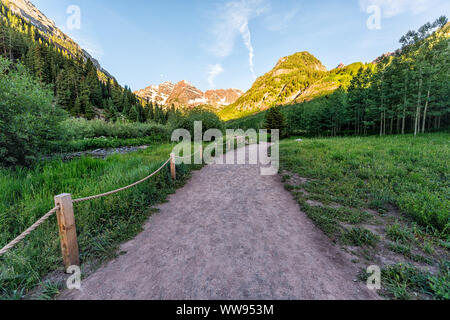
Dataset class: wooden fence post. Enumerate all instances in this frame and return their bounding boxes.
[199,145,203,162]
[170,153,176,180]
[54,194,79,272]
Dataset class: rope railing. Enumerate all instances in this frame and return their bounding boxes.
[174,148,203,161]
[0,138,247,268]
[73,158,171,204]
[0,206,59,256]
[0,157,173,262]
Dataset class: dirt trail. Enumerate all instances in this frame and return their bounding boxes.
[59,143,378,300]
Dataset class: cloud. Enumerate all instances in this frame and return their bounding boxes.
[207,64,224,88]
[359,0,439,17]
[71,36,104,58]
[264,9,299,31]
[209,0,268,78]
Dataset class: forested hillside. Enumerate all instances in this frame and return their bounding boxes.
[0,0,204,167]
[0,0,175,122]
[228,17,449,137]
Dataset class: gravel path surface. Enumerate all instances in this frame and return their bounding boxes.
[59,143,378,300]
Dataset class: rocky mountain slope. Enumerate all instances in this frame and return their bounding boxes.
[218,52,330,120]
[134,81,243,110]
[218,52,373,121]
[3,0,113,78]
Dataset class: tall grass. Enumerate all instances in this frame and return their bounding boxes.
[0,143,200,299]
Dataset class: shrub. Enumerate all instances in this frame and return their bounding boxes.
[0,57,65,167]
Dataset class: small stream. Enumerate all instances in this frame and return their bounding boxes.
[43,145,150,161]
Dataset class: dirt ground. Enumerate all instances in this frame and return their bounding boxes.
[59,143,379,300]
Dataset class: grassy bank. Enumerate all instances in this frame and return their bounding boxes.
[279,132,449,299]
[0,143,200,299]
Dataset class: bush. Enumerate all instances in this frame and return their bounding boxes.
[0,57,65,167]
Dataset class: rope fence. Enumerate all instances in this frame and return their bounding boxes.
[0,156,173,265]
[0,137,248,269]
[73,158,171,204]
[0,207,59,256]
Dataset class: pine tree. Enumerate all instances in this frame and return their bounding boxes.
[264,105,286,137]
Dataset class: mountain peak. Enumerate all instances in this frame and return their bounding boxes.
[219,51,328,119]
[274,51,327,72]
[134,81,243,110]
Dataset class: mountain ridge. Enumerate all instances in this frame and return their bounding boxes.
[134,80,243,110]
[219,51,334,120]
[4,0,113,79]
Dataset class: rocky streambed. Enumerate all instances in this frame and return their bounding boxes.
[44,145,150,161]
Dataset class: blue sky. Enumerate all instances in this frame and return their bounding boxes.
[32,0,449,92]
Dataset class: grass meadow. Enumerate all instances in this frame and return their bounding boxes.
[0,143,201,299]
[280,132,449,299]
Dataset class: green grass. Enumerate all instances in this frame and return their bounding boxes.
[381,262,450,300]
[342,227,380,247]
[386,224,415,244]
[0,143,201,299]
[280,133,450,234]
[281,132,450,300]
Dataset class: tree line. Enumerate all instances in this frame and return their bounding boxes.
[279,17,449,137]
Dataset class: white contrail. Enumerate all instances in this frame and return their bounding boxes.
[207,64,224,88]
[209,0,267,79]
[240,22,256,79]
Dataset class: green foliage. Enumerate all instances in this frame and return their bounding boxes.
[170,108,224,136]
[264,106,286,137]
[220,51,327,120]
[0,2,146,122]
[0,57,65,166]
[381,262,449,300]
[0,143,200,299]
[386,224,415,243]
[226,18,449,137]
[388,242,412,256]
